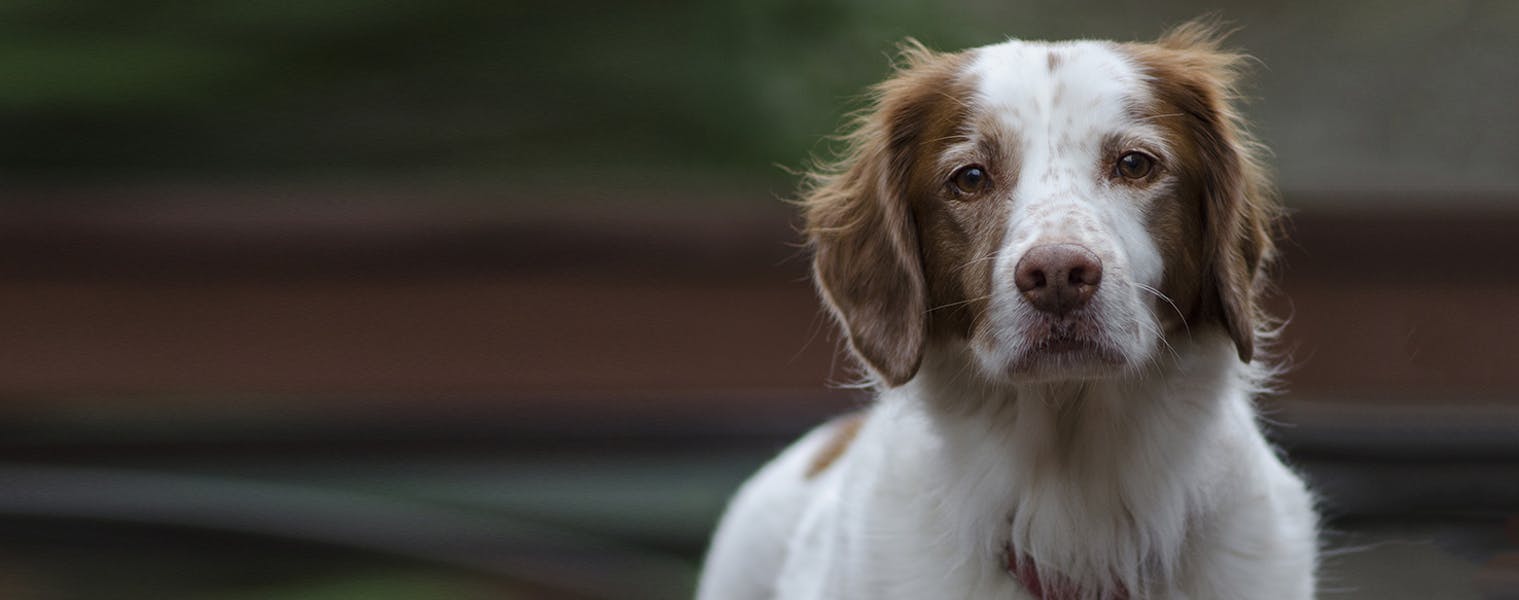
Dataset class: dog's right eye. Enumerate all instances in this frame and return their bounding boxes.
[1116,151,1156,180]
[949,165,990,197]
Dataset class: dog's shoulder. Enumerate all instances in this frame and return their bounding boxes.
[696,410,872,599]
[806,411,868,478]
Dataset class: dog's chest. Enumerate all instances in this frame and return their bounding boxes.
[774,491,1033,599]
[773,419,1039,599]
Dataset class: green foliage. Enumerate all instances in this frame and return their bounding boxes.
[204,571,507,600]
[0,1,1028,180]
[4,1,1516,193]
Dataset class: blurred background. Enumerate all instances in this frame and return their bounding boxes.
[0,1,1516,598]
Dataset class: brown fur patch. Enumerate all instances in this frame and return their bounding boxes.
[802,41,976,386]
[1120,21,1281,362]
[806,412,867,478]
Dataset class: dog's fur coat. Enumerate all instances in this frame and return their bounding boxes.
[698,22,1318,600]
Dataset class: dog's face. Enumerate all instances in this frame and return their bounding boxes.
[805,26,1276,387]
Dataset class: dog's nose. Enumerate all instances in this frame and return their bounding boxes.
[1014,244,1103,315]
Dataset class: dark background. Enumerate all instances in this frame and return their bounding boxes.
[1,2,1517,599]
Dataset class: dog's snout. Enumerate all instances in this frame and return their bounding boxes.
[1014,244,1103,315]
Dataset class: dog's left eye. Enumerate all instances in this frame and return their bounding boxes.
[949,165,990,196]
[1116,152,1156,180]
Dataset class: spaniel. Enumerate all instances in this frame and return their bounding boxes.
[698,22,1319,600]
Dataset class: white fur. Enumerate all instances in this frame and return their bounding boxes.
[700,337,1316,599]
[698,39,1318,600]
[971,42,1172,382]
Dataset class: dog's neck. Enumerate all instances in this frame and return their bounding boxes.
[884,334,1258,598]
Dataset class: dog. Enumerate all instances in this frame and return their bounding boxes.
[697,21,1319,600]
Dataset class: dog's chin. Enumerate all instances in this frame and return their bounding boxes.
[1003,336,1126,383]
[986,315,1132,383]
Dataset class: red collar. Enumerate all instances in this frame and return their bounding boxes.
[1008,553,1129,600]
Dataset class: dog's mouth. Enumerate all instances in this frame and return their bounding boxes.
[1036,335,1102,354]
[1005,317,1125,379]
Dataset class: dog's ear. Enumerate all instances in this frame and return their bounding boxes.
[802,42,959,387]
[1139,21,1279,364]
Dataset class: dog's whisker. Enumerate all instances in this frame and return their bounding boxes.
[950,252,1002,275]
[1135,282,1190,338]
[926,293,996,314]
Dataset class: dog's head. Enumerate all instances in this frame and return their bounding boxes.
[804,22,1278,387]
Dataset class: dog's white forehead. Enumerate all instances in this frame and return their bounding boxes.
[966,40,1170,367]
[968,40,1146,144]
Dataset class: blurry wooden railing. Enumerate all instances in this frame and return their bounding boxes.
[0,185,1514,422]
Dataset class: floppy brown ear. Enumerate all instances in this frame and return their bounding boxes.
[1138,22,1279,363]
[802,42,960,387]
[809,168,927,387]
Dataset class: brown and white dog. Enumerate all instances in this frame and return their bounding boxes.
[698,22,1318,600]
